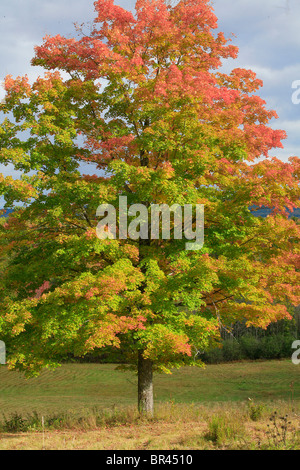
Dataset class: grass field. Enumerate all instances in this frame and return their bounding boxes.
[0,359,299,414]
[0,359,299,449]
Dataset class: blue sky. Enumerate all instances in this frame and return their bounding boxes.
[0,0,299,183]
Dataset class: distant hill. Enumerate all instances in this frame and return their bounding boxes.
[0,208,14,217]
[248,207,270,218]
[250,206,300,219]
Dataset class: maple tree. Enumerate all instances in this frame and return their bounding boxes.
[0,0,299,414]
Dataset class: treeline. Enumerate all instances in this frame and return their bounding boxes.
[202,307,300,364]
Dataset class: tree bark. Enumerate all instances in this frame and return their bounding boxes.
[138,350,154,416]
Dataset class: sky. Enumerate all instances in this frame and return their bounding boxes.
[0,0,299,184]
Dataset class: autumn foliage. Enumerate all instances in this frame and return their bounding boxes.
[0,0,299,382]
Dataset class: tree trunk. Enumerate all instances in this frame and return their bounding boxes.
[138,350,154,416]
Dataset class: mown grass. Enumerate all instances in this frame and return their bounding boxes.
[0,359,299,416]
[0,359,299,449]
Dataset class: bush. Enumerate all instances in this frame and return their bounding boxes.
[247,400,266,422]
[202,333,297,364]
[260,336,283,359]
[204,413,244,445]
[222,339,244,362]
[240,336,263,360]
[201,346,224,364]
[263,334,296,359]
[1,413,28,433]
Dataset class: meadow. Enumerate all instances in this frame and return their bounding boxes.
[0,359,299,450]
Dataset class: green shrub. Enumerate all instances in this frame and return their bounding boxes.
[202,333,297,364]
[202,346,224,364]
[1,413,28,433]
[256,334,296,360]
[222,339,244,362]
[240,336,263,360]
[204,413,244,445]
[247,400,266,421]
[260,336,282,359]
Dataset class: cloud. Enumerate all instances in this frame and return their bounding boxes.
[211,0,300,161]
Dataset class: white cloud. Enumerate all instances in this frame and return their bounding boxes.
[0,163,27,179]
